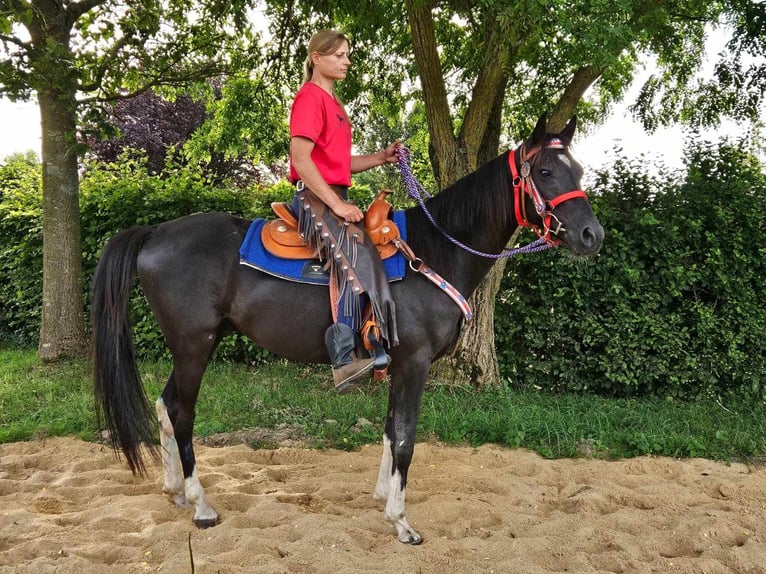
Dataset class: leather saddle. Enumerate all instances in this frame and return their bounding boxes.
[261,189,401,260]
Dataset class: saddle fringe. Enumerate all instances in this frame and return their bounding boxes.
[262,190,400,260]
[294,188,398,347]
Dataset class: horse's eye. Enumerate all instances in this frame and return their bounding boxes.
[539,168,552,177]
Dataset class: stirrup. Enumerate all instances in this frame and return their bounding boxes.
[362,319,390,381]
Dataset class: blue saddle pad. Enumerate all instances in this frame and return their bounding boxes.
[239,210,407,285]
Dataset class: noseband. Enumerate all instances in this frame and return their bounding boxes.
[509,139,589,245]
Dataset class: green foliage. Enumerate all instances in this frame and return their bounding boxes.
[0,154,43,344]
[184,76,290,166]
[79,155,287,362]
[0,151,292,360]
[3,141,765,401]
[496,139,766,400]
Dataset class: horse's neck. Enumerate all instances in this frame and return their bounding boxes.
[406,154,516,296]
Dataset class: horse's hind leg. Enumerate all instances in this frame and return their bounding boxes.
[158,358,219,527]
[156,372,185,506]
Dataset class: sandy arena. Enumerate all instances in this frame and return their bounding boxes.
[1,437,765,573]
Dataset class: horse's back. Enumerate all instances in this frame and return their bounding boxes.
[138,211,248,268]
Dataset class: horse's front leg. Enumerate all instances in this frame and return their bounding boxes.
[374,361,428,544]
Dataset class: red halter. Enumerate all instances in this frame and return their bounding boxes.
[508,139,589,245]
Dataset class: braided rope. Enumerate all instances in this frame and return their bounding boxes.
[395,146,552,259]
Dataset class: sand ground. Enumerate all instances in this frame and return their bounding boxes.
[1,437,765,573]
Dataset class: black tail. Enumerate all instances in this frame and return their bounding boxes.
[91,225,157,475]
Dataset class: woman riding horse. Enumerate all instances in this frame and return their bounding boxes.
[290,29,400,393]
[91,113,604,544]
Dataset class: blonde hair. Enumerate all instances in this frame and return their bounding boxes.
[303,29,351,84]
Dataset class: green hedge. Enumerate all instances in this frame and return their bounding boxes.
[0,153,43,345]
[496,142,766,400]
[0,153,295,361]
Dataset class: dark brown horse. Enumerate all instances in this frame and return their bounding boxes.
[91,115,603,544]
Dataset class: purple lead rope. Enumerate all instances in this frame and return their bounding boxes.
[396,146,552,258]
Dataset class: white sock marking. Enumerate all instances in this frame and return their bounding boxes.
[156,398,185,505]
[374,434,393,500]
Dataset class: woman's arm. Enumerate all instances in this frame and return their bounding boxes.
[291,136,364,222]
[350,141,400,174]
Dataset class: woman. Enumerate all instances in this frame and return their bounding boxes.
[289,29,399,393]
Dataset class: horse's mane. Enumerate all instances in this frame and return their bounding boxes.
[405,152,514,275]
[404,134,574,276]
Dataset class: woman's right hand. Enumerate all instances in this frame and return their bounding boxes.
[332,201,364,223]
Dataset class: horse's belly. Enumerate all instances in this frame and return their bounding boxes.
[231,275,332,364]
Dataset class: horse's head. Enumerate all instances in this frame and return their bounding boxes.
[513,114,604,256]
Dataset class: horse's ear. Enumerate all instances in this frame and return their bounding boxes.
[559,116,577,146]
[531,113,548,147]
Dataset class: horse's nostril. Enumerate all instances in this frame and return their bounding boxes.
[581,224,605,249]
[580,228,594,247]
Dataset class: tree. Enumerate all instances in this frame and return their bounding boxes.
[264,0,764,386]
[87,91,208,176]
[0,0,261,359]
[90,78,291,186]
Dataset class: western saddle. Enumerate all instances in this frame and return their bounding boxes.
[261,190,401,260]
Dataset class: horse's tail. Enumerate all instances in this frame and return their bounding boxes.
[91,225,157,475]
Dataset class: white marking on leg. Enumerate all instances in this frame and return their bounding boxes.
[384,468,422,544]
[185,467,218,526]
[374,434,393,500]
[156,398,186,506]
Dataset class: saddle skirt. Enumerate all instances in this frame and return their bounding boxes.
[239,190,407,286]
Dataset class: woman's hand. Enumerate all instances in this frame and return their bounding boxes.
[331,201,364,223]
[381,141,401,165]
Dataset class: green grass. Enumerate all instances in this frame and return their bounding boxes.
[1,346,765,462]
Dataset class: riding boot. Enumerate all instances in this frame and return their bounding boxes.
[325,324,375,394]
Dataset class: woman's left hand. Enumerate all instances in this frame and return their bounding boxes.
[381,141,401,165]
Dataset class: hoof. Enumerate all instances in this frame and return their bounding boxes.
[193,517,219,529]
[399,532,423,545]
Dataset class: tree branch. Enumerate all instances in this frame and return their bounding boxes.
[405,0,460,187]
[65,0,108,21]
[548,65,603,132]
[0,33,31,49]
[460,21,509,169]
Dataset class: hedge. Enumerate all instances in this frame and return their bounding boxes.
[0,154,294,361]
[496,141,766,400]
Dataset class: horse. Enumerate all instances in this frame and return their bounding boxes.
[91,114,604,545]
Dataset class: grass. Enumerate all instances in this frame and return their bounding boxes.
[1,345,765,463]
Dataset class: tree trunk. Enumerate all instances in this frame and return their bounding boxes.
[548,66,603,131]
[407,0,511,387]
[431,259,507,387]
[405,0,468,187]
[30,5,87,359]
[37,88,86,359]
[431,78,508,387]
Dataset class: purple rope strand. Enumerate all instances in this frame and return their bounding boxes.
[395,146,552,259]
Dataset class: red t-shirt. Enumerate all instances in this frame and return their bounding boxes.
[289,82,352,186]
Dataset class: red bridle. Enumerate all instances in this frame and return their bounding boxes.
[508,139,589,245]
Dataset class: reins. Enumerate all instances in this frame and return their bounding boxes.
[391,141,589,322]
[396,145,551,258]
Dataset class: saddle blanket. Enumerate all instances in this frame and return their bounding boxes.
[239,210,407,285]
